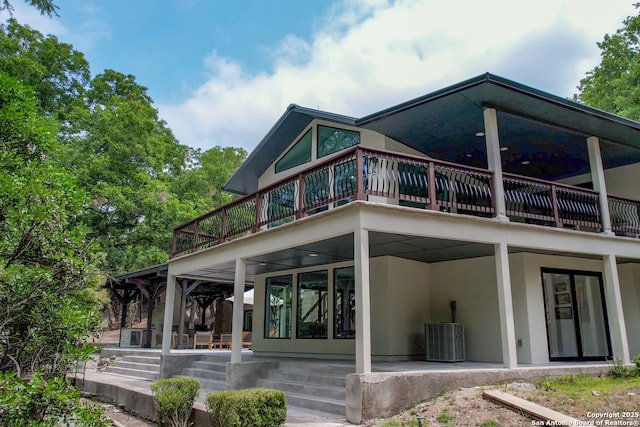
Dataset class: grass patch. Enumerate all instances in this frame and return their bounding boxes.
[477,421,501,427]
[530,374,640,416]
[436,408,454,424]
[380,421,402,427]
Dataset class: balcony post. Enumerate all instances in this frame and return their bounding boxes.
[427,161,437,210]
[296,173,306,219]
[587,136,612,234]
[355,148,366,201]
[550,185,561,227]
[220,209,227,241]
[171,230,177,258]
[483,108,508,222]
[254,193,262,232]
[193,220,200,253]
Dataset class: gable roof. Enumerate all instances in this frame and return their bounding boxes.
[222,104,356,195]
[224,73,640,195]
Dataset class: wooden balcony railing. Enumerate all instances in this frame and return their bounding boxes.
[171,147,640,257]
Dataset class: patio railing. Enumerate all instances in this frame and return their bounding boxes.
[172,146,640,257]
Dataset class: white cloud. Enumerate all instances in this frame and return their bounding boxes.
[163,0,631,151]
[11,0,627,153]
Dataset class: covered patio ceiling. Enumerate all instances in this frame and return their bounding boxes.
[181,231,637,283]
[358,73,640,181]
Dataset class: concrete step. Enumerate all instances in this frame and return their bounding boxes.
[112,360,160,372]
[198,379,227,393]
[174,376,226,394]
[266,369,345,387]
[286,392,345,416]
[191,360,227,373]
[104,366,159,381]
[257,378,345,401]
[101,348,161,358]
[276,360,354,376]
[120,355,161,365]
[183,367,226,382]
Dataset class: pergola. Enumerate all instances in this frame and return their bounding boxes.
[103,264,240,348]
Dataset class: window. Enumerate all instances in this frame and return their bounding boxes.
[317,125,360,158]
[265,275,292,338]
[275,129,312,173]
[334,267,355,338]
[297,270,328,338]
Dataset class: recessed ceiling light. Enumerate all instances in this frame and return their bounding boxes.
[500,146,508,151]
[308,253,318,257]
[465,153,473,158]
[521,160,530,165]
[475,132,485,137]
[258,262,267,266]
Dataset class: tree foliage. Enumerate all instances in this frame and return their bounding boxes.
[0,19,89,121]
[0,73,103,376]
[576,4,640,120]
[0,20,247,274]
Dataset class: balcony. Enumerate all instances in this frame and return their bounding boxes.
[171,147,640,258]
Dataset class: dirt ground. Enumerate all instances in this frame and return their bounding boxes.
[97,402,156,427]
[362,382,535,427]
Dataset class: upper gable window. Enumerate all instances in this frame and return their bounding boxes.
[275,129,312,173]
[317,125,360,158]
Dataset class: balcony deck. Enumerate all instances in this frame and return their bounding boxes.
[172,146,640,258]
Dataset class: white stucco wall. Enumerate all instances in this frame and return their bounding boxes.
[429,256,503,362]
[369,257,430,357]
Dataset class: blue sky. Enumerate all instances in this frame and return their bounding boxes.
[7,0,638,152]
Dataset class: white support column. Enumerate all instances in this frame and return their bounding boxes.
[587,136,613,234]
[354,225,372,374]
[231,257,246,364]
[494,242,517,368]
[484,108,508,221]
[602,254,630,364]
[177,280,187,348]
[161,274,177,356]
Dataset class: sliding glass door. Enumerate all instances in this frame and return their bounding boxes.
[542,269,611,361]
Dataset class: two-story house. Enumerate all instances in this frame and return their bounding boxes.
[160,73,640,422]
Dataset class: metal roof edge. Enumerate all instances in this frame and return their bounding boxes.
[356,72,492,125]
[357,72,640,132]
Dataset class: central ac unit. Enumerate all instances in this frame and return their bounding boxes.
[425,323,465,362]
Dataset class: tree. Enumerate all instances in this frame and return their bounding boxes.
[0,0,58,17]
[64,70,192,273]
[0,19,246,275]
[0,19,90,123]
[0,73,103,377]
[576,4,640,120]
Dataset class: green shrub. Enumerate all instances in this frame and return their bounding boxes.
[608,359,637,378]
[150,377,200,427]
[0,371,111,426]
[206,388,286,427]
